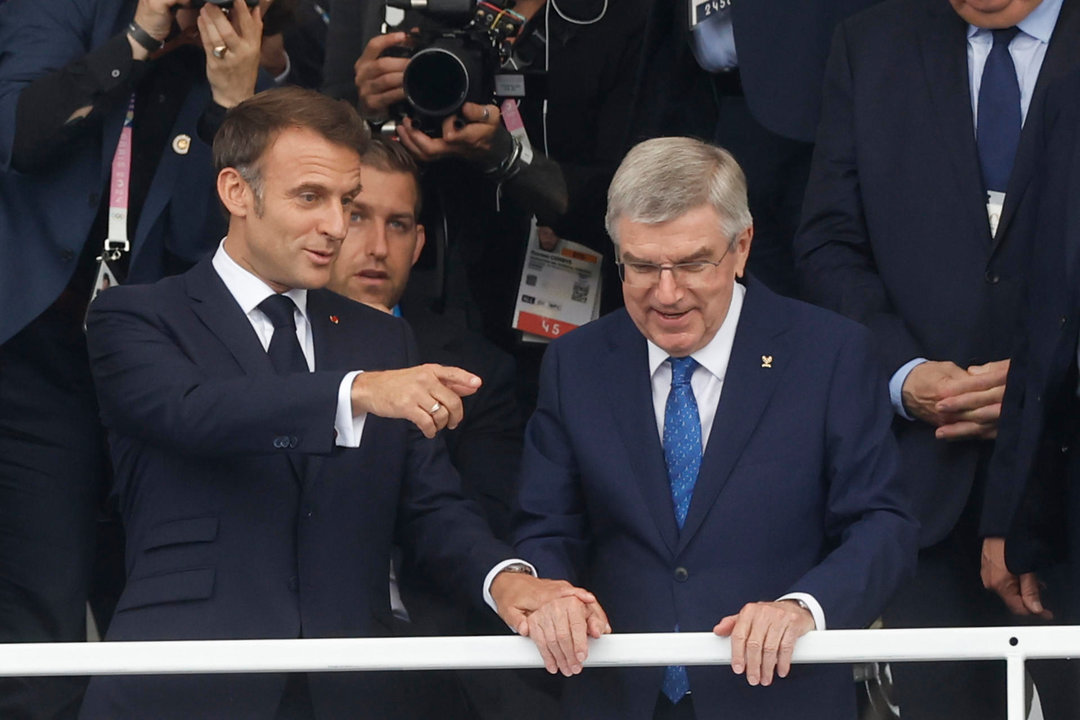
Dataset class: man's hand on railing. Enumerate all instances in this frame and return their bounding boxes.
[489,573,611,677]
[981,537,1053,619]
[713,600,815,687]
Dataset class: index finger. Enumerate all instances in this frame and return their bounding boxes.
[939,369,1005,397]
[431,365,482,393]
[935,385,1005,414]
[361,31,409,62]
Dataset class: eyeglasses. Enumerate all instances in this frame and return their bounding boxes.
[615,243,733,288]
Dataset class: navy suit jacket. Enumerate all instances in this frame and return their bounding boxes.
[514,280,918,720]
[981,69,1080,575]
[795,0,1080,546]
[80,259,513,719]
[0,0,228,345]
[633,0,881,143]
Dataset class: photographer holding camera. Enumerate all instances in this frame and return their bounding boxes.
[349,0,645,411]
[0,0,280,715]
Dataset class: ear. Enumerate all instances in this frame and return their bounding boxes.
[218,167,252,218]
[733,225,753,279]
[411,224,426,268]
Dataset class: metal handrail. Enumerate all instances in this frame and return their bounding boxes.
[5,626,1076,720]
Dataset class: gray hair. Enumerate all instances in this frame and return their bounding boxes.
[605,137,752,246]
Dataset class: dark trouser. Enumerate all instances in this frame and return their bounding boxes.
[711,73,813,299]
[884,455,1080,720]
[0,307,112,719]
[654,693,696,720]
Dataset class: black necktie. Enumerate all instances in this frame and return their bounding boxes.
[977,27,1022,194]
[258,294,308,374]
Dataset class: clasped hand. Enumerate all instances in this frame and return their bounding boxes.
[901,359,1010,440]
[349,363,482,438]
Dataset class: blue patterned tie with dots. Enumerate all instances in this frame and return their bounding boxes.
[661,356,701,704]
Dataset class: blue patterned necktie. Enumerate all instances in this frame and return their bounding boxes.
[977,27,1022,194]
[661,356,702,704]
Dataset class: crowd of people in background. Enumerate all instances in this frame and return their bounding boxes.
[2,0,1080,717]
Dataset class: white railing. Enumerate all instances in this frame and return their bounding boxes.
[4,626,1077,720]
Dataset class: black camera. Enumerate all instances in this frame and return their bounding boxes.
[384,0,524,136]
[189,0,260,9]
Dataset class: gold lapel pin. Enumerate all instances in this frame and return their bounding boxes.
[171,133,191,155]
[329,315,340,325]
[761,355,773,368]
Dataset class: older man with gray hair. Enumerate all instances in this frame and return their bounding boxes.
[509,136,918,720]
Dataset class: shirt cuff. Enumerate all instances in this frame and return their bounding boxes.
[334,370,366,448]
[889,358,927,421]
[483,559,538,619]
[778,592,825,631]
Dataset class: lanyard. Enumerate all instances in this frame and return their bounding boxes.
[100,94,136,263]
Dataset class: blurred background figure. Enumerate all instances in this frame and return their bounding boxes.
[333,0,646,413]
[0,0,279,715]
[630,0,882,297]
[795,0,1080,716]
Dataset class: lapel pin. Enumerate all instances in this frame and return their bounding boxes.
[329,315,339,325]
[171,133,191,155]
[761,355,773,368]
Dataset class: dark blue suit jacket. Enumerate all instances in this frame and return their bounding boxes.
[0,0,227,345]
[633,0,881,143]
[795,0,1080,546]
[80,259,513,719]
[981,69,1080,576]
[514,280,918,720]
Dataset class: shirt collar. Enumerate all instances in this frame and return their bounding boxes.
[647,281,746,380]
[966,0,1062,44]
[211,239,308,319]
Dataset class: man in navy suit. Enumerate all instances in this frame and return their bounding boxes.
[794,0,1080,715]
[81,86,594,719]
[0,0,271,715]
[512,137,918,720]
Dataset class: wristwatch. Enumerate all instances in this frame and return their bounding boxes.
[499,562,535,576]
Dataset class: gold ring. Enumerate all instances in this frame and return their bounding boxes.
[212,45,228,59]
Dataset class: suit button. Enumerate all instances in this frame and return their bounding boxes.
[1061,316,1069,328]
[289,436,299,448]
[984,271,1000,284]
[673,567,689,583]
[1062,445,1070,454]
[287,576,299,591]
[60,249,75,261]
[88,192,99,208]
[303,507,313,519]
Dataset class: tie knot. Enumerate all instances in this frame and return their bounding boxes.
[992,27,1020,47]
[669,356,698,386]
[259,293,298,331]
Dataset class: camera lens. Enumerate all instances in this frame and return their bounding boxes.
[403,48,470,118]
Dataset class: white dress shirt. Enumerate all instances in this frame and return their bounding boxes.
[211,241,365,447]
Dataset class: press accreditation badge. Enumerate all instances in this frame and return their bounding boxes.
[690,0,732,28]
[987,190,1006,238]
[512,219,603,344]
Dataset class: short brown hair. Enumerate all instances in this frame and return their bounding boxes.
[213,87,370,206]
[361,136,423,214]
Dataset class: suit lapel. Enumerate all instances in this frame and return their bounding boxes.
[675,282,791,556]
[995,0,1080,250]
[185,258,274,376]
[919,3,992,243]
[602,314,680,555]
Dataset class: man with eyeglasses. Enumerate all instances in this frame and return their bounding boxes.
[509,136,918,720]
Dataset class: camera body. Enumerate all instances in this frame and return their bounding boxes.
[384,0,523,136]
[189,0,259,10]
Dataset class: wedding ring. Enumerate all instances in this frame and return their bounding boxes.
[429,402,441,415]
[212,45,228,59]
[482,106,490,121]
